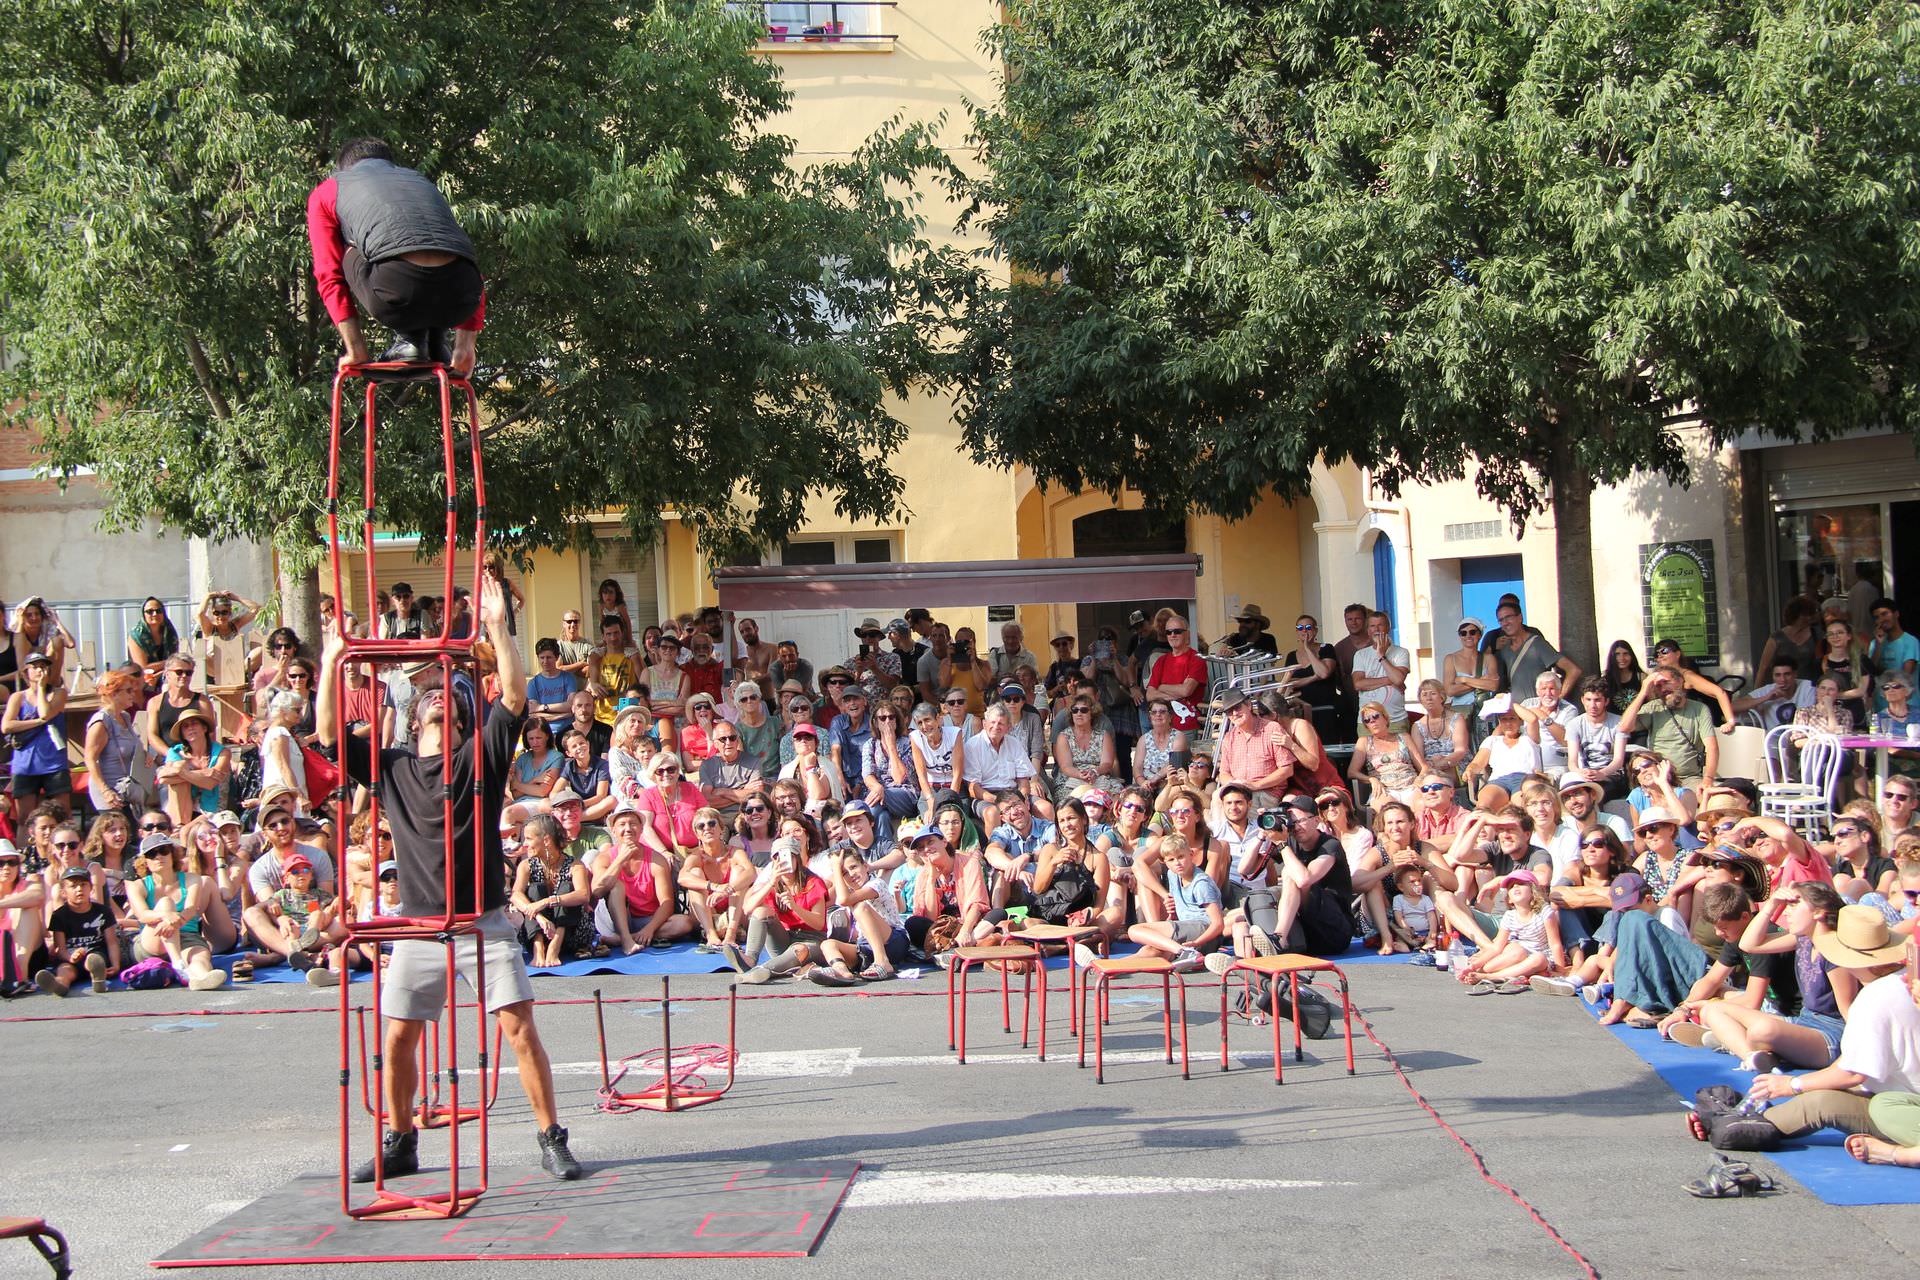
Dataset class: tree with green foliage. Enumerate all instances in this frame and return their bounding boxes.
[1,0,965,637]
[955,0,1920,668]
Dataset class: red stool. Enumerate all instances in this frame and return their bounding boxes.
[1077,955,1190,1083]
[946,944,1046,1063]
[0,1218,70,1278]
[1009,922,1108,1034]
[1217,954,1355,1083]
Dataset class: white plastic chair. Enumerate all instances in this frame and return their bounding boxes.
[1759,725,1842,838]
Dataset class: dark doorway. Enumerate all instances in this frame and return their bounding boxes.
[1892,501,1920,614]
[1071,508,1188,647]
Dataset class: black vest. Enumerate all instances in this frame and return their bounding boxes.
[334,158,476,266]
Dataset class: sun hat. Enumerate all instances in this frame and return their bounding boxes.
[1479,693,1515,719]
[1814,905,1912,968]
[1233,604,1269,626]
[1557,771,1605,801]
[1635,806,1682,833]
[609,798,646,823]
[546,780,584,808]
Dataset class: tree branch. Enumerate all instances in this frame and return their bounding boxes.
[184,332,234,420]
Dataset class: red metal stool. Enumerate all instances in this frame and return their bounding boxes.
[946,944,1046,1063]
[0,1218,70,1279]
[327,354,495,1221]
[1077,955,1190,1083]
[1217,954,1356,1083]
[1008,922,1108,1035]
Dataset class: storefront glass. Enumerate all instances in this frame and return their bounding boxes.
[1773,502,1885,614]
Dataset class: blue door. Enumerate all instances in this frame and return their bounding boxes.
[1460,555,1525,627]
[1372,535,1399,642]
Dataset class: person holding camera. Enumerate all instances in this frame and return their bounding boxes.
[1267,794,1358,957]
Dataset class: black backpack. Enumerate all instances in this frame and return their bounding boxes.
[1237,976,1335,1039]
[1028,858,1096,924]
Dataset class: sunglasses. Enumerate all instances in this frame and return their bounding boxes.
[826,677,850,686]
[140,821,172,833]
[143,607,164,615]
[1459,627,1481,636]
[713,736,740,743]
[53,840,80,850]
[739,693,762,702]
[944,698,967,706]
[1072,706,1092,714]
[1168,807,1197,818]
[694,820,720,830]
[1119,802,1147,813]
[272,643,296,652]
[1581,836,1612,849]
[743,805,770,815]
[1295,623,1314,632]
[656,766,680,775]
[1832,826,1861,838]
[1316,800,1341,811]
[265,816,293,830]
[1165,628,1188,635]
[1362,714,1385,724]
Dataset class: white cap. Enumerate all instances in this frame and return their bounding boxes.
[1480,693,1514,719]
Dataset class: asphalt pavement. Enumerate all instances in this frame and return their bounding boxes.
[3,963,1918,1278]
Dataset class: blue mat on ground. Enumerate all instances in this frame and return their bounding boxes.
[1578,995,1920,1206]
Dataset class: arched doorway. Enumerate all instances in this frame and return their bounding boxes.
[1072,508,1188,642]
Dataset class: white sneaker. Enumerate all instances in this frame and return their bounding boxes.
[1581,983,1603,1003]
[1203,952,1238,977]
[1249,927,1279,957]
[1532,976,1577,997]
[1702,1029,1725,1053]
[1072,943,1100,968]
[305,967,340,988]
[1169,947,1204,974]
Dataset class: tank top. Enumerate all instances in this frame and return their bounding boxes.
[153,693,197,746]
[911,725,958,785]
[87,709,142,806]
[10,695,66,776]
[140,871,204,937]
[1365,736,1419,791]
[1415,717,1455,776]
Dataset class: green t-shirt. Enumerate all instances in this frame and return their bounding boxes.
[1643,699,1713,781]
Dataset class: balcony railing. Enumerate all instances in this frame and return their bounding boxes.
[729,1,899,45]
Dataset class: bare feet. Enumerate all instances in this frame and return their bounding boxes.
[1846,1134,1920,1167]
[620,938,642,956]
[1377,941,1397,956]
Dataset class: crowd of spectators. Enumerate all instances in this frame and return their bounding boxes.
[3,582,1918,1170]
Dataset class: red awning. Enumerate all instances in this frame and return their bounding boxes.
[714,555,1200,613]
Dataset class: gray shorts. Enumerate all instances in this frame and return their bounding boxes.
[136,932,209,961]
[1171,919,1216,947]
[380,909,535,1021]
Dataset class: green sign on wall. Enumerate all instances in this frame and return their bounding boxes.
[1640,540,1719,662]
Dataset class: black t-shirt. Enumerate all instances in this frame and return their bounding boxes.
[1230,632,1280,657]
[1716,940,1801,1017]
[49,902,113,958]
[1837,855,1898,891]
[1285,644,1340,709]
[344,702,523,917]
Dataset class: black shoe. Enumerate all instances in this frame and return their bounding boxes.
[426,329,452,365]
[0,981,32,999]
[378,331,432,364]
[539,1124,583,1180]
[350,1129,418,1183]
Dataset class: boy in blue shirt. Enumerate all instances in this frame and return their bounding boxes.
[527,639,583,729]
[1082,833,1223,972]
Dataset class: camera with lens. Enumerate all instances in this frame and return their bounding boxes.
[1256,809,1288,832]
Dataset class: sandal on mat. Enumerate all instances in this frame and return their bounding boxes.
[1682,1155,1777,1198]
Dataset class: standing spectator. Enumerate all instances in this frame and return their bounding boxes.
[731,680,780,778]
[376,582,423,641]
[3,652,70,819]
[640,632,689,748]
[735,618,778,700]
[1351,610,1413,732]
[128,597,181,685]
[683,631,726,706]
[1756,597,1822,683]
[1043,631,1081,695]
[9,598,75,684]
[526,639,581,728]
[769,639,816,700]
[1491,600,1582,698]
[1285,615,1345,746]
[1144,616,1208,733]
[85,670,150,815]
[885,619,924,686]
[1442,617,1501,733]
[1602,639,1648,715]
[1817,616,1875,714]
[989,622,1038,684]
[1224,604,1278,657]
[1871,599,1918,714]
[1620,670,1720,790]
[587,617,640,728]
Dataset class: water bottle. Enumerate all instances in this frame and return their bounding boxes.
[1443,937,1465,972]
[1738,1069,1786,1115]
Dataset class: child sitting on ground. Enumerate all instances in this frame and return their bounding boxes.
[1390,866,1437,953]
[36,867,120,996]
[1088,834,1222,973]
[1455,869,1565,994]
[268,854,339,987]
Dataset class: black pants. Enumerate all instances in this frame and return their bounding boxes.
[343,246,483,332]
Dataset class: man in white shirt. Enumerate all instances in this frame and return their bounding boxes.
[1518,669,1583,775]
[961,704,1051,830]
[1351,610,1412,731]
[1544,772,1633,877]
[1731,659,1817,729]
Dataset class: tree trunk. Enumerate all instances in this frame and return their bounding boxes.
[1545,438,1598,677]
[276,554,323,652]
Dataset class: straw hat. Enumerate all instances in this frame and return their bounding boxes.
[1813,905,1911,968]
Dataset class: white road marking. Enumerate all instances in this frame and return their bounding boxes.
[842,1170,1351,1208]
[169,1144,191,1152]
[550,1046,1282,1078]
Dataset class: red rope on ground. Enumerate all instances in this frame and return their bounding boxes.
[1355,1008,1602,1280]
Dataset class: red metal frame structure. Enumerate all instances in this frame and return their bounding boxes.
[1216,955,1357,1083]
[353,1005,504,1128]
[592,979,740,1113]
[326,356,492,1220]
[1075,955,1190,1083]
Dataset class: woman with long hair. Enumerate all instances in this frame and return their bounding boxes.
[1032,798,1113,932]
[732,791,779,863]
[512,814,594,967]
[128,596,181,685]
[177,816,242,957]
[1818,617,1874,713]
[1549,826,1633,957]
[1603,640,1647,716]
[1136,786,1221,924]
[125,835,227,990]
[82,809,136,910]
[1757,597,1821,683]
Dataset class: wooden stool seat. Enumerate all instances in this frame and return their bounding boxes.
[1087,955,1175,976]
[1,1216,70,1278]
[1077,958,1189,1082]
[951,944,1043,962]
[1218,956,1356,1084]
[1013,922,1102,942]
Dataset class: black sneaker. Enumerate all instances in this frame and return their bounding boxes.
[379,331,431,364]
[539,1125,583,1180]
[350,1129,418,1184]
[426,329,452,366]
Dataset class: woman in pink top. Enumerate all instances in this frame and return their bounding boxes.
[638,752,705,855]
[1733,814,1833,889]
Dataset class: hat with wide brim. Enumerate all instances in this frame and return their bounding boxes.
[1556,771,1605,801]
[1813,905,1911,968]
[168,706,216,744]
[1233,604,1270,627]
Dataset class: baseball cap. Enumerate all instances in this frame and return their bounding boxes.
[886,617,910,634]
[376,860,398,880]
[1608,872,1648,910]
[1217,781,1253,800]
[1077,788,1110,808]
[60,865,92,882]
[906,826,945,846]
[282,854,314,875]
[1127,610,1146,626]
[22,651,51,667]
[1458,616,1486,632]
[999,682,1024,699]
[841,798,874,820]
[838,683,868,700]
[1280,794,1318,816]
[212,810,243,831]
[770,835,803,860]
[1492,868,1539,891]
[138,832,179,858]
[790,721,819,738]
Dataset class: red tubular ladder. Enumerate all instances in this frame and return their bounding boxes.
[327,357,492,1220]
